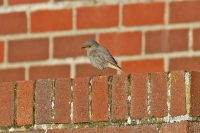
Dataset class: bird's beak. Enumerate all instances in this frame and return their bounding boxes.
[81,46,86,49]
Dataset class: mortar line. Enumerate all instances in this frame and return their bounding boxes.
[164,0,169,25]
[185,71,191,115]
[118,2,123,31]
[166,72,171,122]
[127,74,132,125]
[89,78,93,122]
[108,76,113,122]
[51,79,56,123]
[188,27,193,54]
[147,73,151,116]
[13,82,18,128]
[33,81,36,125]
[72,6,77,31]
[70,79,74,124]
[49,35,54,60]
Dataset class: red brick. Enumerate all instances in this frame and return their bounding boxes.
[170,71,186,116]
[0,68,25,82]
[170,1,200,23]
[8,38,49,62]
[47,129,72,133]
[104,125,157,133]
[8,0,48,5]
[0,0,3,5]
[0,41,4,62]
[190,71,200,116]
[77,5,118,29]
[29,65,70,80]
[132,124,157,133]
[121,59,164,74]
[73,77,89,123]
[169,57,200,71]
[54,78,71,123]
[73,127,101,133]
[103,126,133,133]
[99,32,142,56]
[75,64,117,78]
[146,29,188,53]
[47,128,100,133]
[92,76,109,121]
[16,80,34,126]
[0,12,27,35]
[161,121,188,133]
[31,9,72,33]
[112,74,128,120]
[0,82,15,126]
[131,73,148,119]
[193,28,200,50]
[35,79,53,124]
[151,72,168,117]
[188,122,200,133]
[123,2,164,26]
[53,34,95,58]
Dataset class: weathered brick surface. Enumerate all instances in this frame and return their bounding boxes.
[121,59,164,74]
[150,72,168,117]
[123,2,164,26]
[170,71,186,116]
[75,64,117,78]
[0,68,25,82]
[169,57,200,71]
[0,82,15,126]
[8,38,49,62]
[188,122,200,133]
[104,125,157,133]
[193,28,200,51]
[77,5,118,29]
[161,121,188,133]
[170,1,200,23]
[29,65,70,80]
[54,78,71,123]
[190,71,200,116]
[131,73,148,118]
[0,41,4,62]
[31,9,72,32]
[146,29,188,53]
[53,34,95,58]
[16,80,34,126]
[0,12,27,35]
[92,76,109,121]
[112,74,128,120]
[73,77,90,123]
[8,0,48,5]
[47,128,100,133]
[35,79,53,124]
[99,32,142,56]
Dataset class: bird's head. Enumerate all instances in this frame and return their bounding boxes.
[81,40,99,52]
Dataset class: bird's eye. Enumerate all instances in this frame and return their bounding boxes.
[88,46,91,47]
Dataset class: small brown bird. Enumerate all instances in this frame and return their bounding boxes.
[81,40,123,76]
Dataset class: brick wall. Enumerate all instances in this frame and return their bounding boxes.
[0,71,200,132]
[0,0,200,82]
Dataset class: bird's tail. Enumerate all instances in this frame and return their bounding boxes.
[108,63,124,73]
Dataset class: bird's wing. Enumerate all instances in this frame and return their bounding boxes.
[93,49,118,65]
[96,45,118,64]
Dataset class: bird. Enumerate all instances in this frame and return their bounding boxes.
[81,39,123,76]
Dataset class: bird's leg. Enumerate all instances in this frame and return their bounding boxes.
[99,69,105,76]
